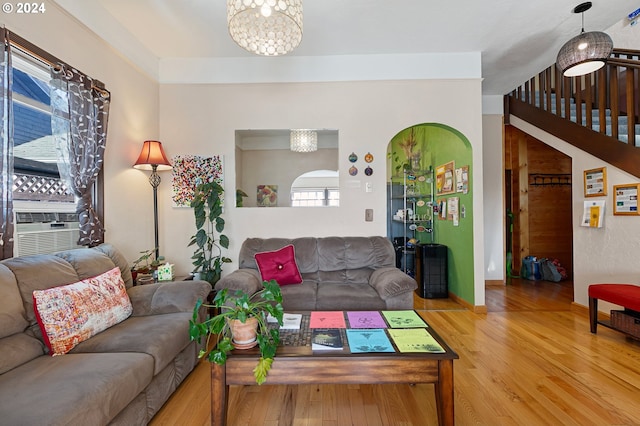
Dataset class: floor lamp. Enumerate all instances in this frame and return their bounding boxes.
[133,140,172,260]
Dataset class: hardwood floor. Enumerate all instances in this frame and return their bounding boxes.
[150,279,640,425]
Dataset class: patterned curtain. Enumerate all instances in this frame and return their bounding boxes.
[0,30,14,259]
[50,65,110,247]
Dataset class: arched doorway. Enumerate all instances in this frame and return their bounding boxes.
[386,123,475,304]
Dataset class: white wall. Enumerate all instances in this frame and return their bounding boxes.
[3,3,160,265]
[159,79,486,305]
[482,114,505,282]
[511,116,640,312]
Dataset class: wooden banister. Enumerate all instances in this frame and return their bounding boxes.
[506,49,640,178]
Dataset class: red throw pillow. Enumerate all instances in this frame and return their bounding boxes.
[255,244,302,285]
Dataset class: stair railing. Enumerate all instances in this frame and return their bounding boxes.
[509,48,640,147]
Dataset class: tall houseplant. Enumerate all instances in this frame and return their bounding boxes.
[189,279,284,385]
[188,181,231,285]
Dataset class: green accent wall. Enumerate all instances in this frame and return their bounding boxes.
[387,123,474,305]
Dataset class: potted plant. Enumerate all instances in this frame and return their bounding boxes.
[189,279,284,385]
[131,248,155,282]
[188,180,232,285]
[236,188,248,207]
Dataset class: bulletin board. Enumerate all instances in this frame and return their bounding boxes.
[613,183,640,215]
[584,167,607,197]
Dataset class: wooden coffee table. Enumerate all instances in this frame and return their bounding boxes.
[210,311,458,425]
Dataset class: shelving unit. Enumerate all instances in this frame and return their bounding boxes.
[387,168,434,277]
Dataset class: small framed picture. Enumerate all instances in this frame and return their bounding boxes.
[613,183,640,215]
[584,167,607,197]
[257,185,278,207]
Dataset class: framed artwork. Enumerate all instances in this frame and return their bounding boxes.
[171,155,224,208]
[584,167,607,197]
[436,161,455,195]
[257,185,278,207]
[613,183,640,215]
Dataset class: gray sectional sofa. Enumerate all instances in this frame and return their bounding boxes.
[0,244,211,426]
[216,236,417,310]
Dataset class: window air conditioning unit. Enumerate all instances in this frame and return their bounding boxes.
[13,211,82,257]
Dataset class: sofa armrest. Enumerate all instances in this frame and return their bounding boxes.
[369,267,418,300]
[214,269,263,295]
[127,280,212,316]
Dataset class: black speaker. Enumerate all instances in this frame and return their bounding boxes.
[415,243,448,299]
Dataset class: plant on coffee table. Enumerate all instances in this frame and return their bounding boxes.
[189,279,284,385]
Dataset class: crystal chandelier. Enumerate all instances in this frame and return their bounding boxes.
[227,0,303,57]
[556,2,613,77]
[290,129,317,152]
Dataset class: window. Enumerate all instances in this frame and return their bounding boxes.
[9,49,79,256]
[11,49,73,204]
[290,169,339,207]
[291,188,339,207]
[1,29,108,259]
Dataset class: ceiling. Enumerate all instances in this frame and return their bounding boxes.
[53,0,638,96]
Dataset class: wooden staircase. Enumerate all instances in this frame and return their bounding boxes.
[506,49,640,179]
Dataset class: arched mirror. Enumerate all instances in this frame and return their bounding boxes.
[235,129,339,207]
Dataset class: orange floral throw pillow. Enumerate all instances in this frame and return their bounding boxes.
[33,266,133,356]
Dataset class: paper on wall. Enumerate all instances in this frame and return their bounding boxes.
[582,200,605,228]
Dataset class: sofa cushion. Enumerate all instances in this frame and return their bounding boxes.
[53,247,119,282]
[318,268,374,284]
[239,237,319,273]
[280,281,318,311]
[317,236,395,272]
[0,352,153,426]
[3,255,82,337]
[70,312,192,375]
[315,283,387,311]
[255,244,303,285]
[91,243,135,288]
[0,333,44,374]
[33,267,133,355]
[0,263,28,339]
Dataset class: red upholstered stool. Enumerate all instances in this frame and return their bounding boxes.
[588,284,640,333]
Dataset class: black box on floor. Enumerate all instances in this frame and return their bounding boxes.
[415,243,448,299]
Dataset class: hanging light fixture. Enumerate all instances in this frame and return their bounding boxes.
[556,2,613,77]
[290,129,317,152]
[227,0,303,56]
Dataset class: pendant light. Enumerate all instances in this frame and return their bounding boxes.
[556,2,614,77]
[290,129,317,152]
[227,0,303,56]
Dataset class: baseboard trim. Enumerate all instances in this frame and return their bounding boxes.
[570,301,604,318]
[450,292,487,314]
[485,279,504,287]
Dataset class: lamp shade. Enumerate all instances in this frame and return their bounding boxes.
[290,129,317,153]
[556,2,613,77]
[227,0,303,56]
[556,30,613,77]
[133,140,172,171]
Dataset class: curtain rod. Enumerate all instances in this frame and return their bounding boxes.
[2,27,110,97]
